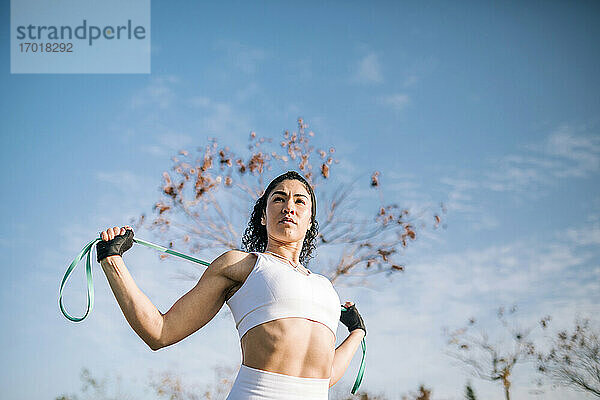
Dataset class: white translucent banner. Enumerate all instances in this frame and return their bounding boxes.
[11,0,151,74]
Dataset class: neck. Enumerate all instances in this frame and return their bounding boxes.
[264,239,302,266]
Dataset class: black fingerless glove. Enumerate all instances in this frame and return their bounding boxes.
[340,304,367,336]
[96,229,134,263]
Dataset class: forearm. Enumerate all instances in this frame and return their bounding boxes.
[100,255,164,350]
[329,329,365,387]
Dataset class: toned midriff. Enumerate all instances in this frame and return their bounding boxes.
[240,317,335,379]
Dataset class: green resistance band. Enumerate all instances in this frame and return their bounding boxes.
[59,236,365,393]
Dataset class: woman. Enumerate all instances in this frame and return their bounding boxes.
[97,171,367,400]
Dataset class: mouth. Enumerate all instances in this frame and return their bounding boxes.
[279,217,296,224]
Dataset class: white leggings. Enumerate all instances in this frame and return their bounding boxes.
[226,364,330,400]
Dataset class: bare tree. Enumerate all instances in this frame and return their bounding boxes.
[54,367,135,400]
[331,389,390,400]
[56,365,239,400]
[464,382,477,400]
[57,366,391,400]
[443,305,551,400]
[133,118,445,283]
[148,364,238,400]
[537,318,600,397]
[401,384,432,400]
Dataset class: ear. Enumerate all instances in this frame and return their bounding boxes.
[260,212,266,226]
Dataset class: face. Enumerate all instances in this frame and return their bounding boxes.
[261,179,313,244]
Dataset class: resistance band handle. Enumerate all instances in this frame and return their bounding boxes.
[59,236,365,393]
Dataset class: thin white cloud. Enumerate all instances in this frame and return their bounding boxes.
[140,144,164,157]
[234,82,261,103]
[537,125,600,177]
[124,75,258,162]
[403,74,419,87]
[188,96,211,108]
[214,39,267,75]
[130,75,180,110]
[564,223,600,246]
[486,124,600,192]
[353,52,383,84]
[401,56,438,88]
[380,93,410,112]
[184,95,253,146]
[439,177,499,231]
[439,124,600,229]
[96,171,143,191]
[140,131,194,157]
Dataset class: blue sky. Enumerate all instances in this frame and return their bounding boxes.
[1,1,599,399]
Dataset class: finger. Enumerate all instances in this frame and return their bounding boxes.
[111,226,120,238]
[101,231,108,241]
[120,227,126,235]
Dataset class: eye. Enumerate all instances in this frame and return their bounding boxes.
[296,199,306,204]
[273,197,283,202]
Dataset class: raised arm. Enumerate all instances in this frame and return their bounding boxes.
[98,226,243,351]
[100,253,166,350]
[154,249,247,350]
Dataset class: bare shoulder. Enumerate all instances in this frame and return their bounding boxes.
[210,249,258,283]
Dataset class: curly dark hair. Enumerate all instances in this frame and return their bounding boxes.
[241,171,319,266]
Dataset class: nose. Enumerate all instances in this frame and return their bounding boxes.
[282,198,296,215]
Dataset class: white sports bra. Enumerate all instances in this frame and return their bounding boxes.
[225,251,341,341]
